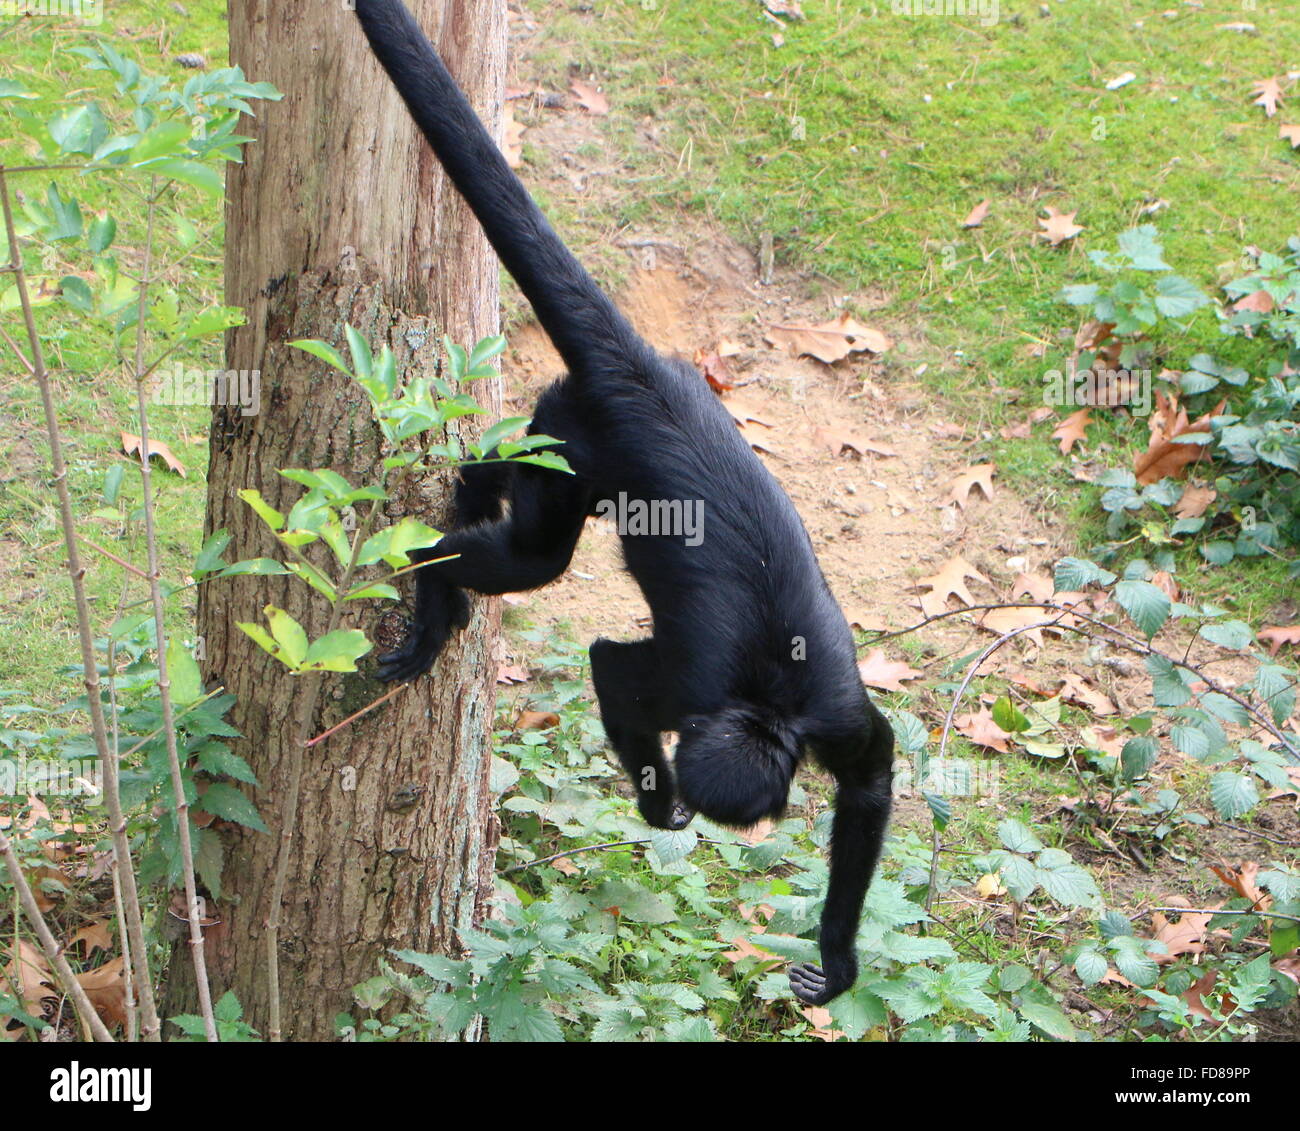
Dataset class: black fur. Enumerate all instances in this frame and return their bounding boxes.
[353,0,893,1006]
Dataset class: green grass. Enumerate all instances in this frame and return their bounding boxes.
[0,4,230,700]
[524,0,1300,591]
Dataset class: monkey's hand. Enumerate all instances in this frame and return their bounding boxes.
[788,956,856,1006]
[376,582,470,683]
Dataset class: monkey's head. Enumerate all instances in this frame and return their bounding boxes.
[673,705,800,829]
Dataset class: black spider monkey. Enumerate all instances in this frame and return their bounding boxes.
[353,0,893,1006]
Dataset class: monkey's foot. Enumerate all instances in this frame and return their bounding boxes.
[641,800,695,831]
[789,963,839,1006]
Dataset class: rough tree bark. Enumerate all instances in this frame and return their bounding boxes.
[161,0,507,1040]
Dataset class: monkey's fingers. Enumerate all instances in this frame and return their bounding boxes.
[788,963,832,1006]
[667,803,695,830]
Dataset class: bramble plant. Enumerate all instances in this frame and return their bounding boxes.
[1058,228,1300,572]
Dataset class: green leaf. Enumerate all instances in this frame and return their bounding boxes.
[1199,620,1254,651]
[0,79,37,100]
[997,818,1043,854]
[1209,771,1258,819]
[197,782,267,832]
[59,275,93,313]
[1114,579,1170,638]
[649,827,698,866]
[142,157,222,196]
[1074,948,1108,986]
[165,637,204,705]
[301,629,373,673]
[991,696,1029,733]
[290,338,351,375]
[265,606,309,666]
[1054,557,1116,590]
[1153,274,1209,318]
[1035,849,1101,908]
[237,488,285,531]
[1018,1001,1077,1041]
[130,119,193,163]
[1120,736,1158,781]
[87,213,116,253]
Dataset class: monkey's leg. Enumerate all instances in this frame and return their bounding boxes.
[788,711,894,1006]
[454,459,514,526]
[589,637,693,831]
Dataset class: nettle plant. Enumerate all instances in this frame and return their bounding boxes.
[224,329,568,675]
[1060,229,1300,572]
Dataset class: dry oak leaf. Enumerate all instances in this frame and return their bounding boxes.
[1051,407,1091,454]
[516,710,560,731]
[812,426,898,459]
[75,957,128,1035]
[977,605,1052,648]
[1209,862,1267,907]
[1011,572,1054,603]
[1233,289,1276,314]
[844,607,888,633]
[1037,208,1084,247]
[496,663,529,685]
[975,873,1006,898]
[765,313,892,365]
[1174,484,1216,519]
[916,556,991,618]
[1258,625,1300,657]
[1150,570,1180,603]
[954,707,1013,753]
[1133,392,1224,485]
[120,432,186,477]
[569,79,609,115]
[947,462,995,507]
[69,919,114,958]
[720,396,772,429]
[961,199,990,228]
[694,348,735,393]
[1251,76,1286,117]
[502,109,525,169]
[857,648,923,692]
[3,940,56,1035]
[1281,124,1300,149]
[800,1006,844,1041]
[1184,970,1217,1022]
[1058,673,1116,717]
[1151,909,1212,962]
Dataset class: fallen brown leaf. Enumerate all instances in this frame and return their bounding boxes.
[1037,207,1084,246]
[1151,909,1212,962]
[961,199,990,228]
[765,313,892,365]
[121,432,186,477]
[947,463,995,507]
[812,426,898,459]
[1258,625,1300,657]
[1174,484,1216,519]
[515,710,560,731]
[1133,392,1223,485]
[954,707,1013,753]
[1251,76,1286,117]
[75,957,127,1035]
[857,648,923,692]
[1281,124,1300,149]
[917,556,990,618]
[1051,408,1091,455]
[569,79,609,115]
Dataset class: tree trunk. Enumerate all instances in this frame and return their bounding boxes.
[161,0,507,1041]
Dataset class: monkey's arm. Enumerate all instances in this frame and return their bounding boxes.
[789,718,894,1005]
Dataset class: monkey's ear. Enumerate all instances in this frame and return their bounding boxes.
[673,706,799,828]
